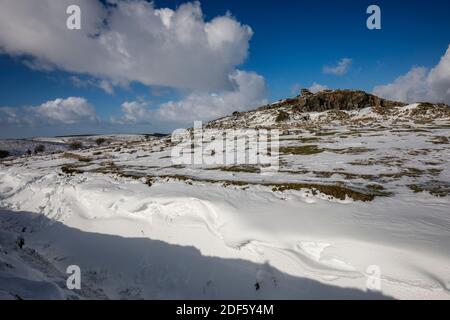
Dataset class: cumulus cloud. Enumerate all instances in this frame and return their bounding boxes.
[111,100,151,124]
[373,67,430,103]
[0,97,98,125]
[323,58,352,76]
[373,45,450,104]
[32,97,98,124]
[309,82,328,93]
[0,0,253,92]
[113,70,267,125]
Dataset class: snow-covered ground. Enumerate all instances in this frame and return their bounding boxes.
[0,139,68,156]
[0,103,449,299]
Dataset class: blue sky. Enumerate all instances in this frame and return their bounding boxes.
[0,0,449,138]
[198,0,450,95]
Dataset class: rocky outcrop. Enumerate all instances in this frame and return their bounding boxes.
[411,103,450,118]
[259,89,406,113]
[206,89,449,130]
[300,88,313,97]
[293,89,405,112]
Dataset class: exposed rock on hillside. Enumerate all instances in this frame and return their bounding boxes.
[206,89,449,130]
[267,89,405,112]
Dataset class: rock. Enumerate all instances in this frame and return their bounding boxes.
[300,88,313,97]
[275,111,290,122]
[203,88,449,130]
[301,114,310,121]
[293,90,405,112]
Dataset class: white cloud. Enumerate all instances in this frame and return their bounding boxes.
[290,83,301,96]
[309,82,328,93]
[323,58,352,76]
[0,107,21,125]
[113,70,267,125]
[156,70,266,123]
[0,97,98,125]
[373,67,429,103]
[112,100,151,124]
[98,80,115,95]
[425,45,450,103]
[32,97,98,124]
[0,0,253,92]
[373,45,450,104]
[70,76,116,95]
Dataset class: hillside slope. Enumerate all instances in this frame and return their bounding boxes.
[206,89,450,130]
[0,90,449,299]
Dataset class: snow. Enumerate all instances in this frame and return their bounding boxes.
[401,103,420,111]
[0,139,68,156]
[1,105,450,300]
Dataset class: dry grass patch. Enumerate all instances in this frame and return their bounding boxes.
[367,184,386,192]
[429,136,449,144]
[427,168,443,176]
[271,183,376,202]
[299,136,321,143]
[392,128,431,133]
[61,152,92,162]
[158,176,380,201]
[348,156,405,167]
[61,165,84,175]
[314,131,339,137]
[280,145,324,155]
[408,182,450,197]
[407,149,432,156]
[327,147,374,155]
[93,161,122,174]
[280,136,321,143]
[313,170,375,180]
[219,165,261,173]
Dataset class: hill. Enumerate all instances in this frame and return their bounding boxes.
[206,89,450,130]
